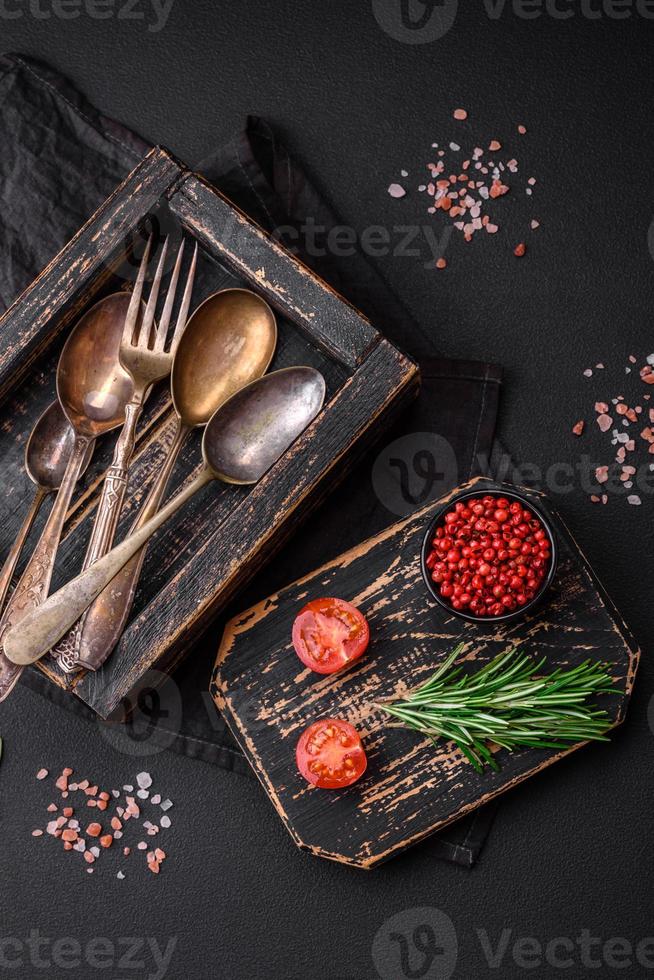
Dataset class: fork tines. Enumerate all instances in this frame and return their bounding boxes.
[122,234,198,355]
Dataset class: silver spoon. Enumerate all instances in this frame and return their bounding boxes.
[0,401,93,617]
[4,366,326,667]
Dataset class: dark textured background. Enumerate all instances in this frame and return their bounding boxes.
[1,3,653,978]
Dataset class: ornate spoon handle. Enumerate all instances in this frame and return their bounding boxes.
[3,467,212,669]
[53,394,145,673]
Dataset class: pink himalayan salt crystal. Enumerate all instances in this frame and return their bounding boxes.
[387,183,406,199]
[36,768,48,780]
[596,414,612,432]
[595,466,609,484]
[628,495,642,506]
[453,108,468,120]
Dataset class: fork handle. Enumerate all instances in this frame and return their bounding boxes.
[52,392,145,673]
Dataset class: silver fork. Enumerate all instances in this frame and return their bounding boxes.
[53,235,198,673]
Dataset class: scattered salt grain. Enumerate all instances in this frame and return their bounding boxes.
[137,789,150,800]
[36,768,48,780]
[160,815,171,829]
[583,369,593,378]
[628,495,642,506]
[117,871,125,880]
[387,183,406,199]
[136,772,153,790]
[453,108,468,121]
[32,830,43,837]
[160,800,173,812]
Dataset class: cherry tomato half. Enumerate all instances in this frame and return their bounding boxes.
[296,718,367,789]
[292,597,370,675]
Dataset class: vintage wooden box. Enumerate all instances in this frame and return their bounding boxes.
[0,147,419,718]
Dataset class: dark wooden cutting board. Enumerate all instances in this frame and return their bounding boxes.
[212,478,639,869]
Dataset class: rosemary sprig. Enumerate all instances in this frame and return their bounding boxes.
[374,644,618,773]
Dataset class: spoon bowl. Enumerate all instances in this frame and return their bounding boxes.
[25,400,87,491]
[57,293,135,434]
[172,287,278,427]
[204,366,327,484]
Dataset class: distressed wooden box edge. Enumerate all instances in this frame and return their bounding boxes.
[0,145,419,717]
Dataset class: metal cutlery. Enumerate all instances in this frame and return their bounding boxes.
[0,292,135,701]
[75,287,277,671]
[0,401,93,618]
[3,367,327,668]
[53,235,198,673]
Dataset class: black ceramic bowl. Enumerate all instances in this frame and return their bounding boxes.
[420,486,558,624]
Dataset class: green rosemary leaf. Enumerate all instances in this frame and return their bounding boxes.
[375,646,616,773]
